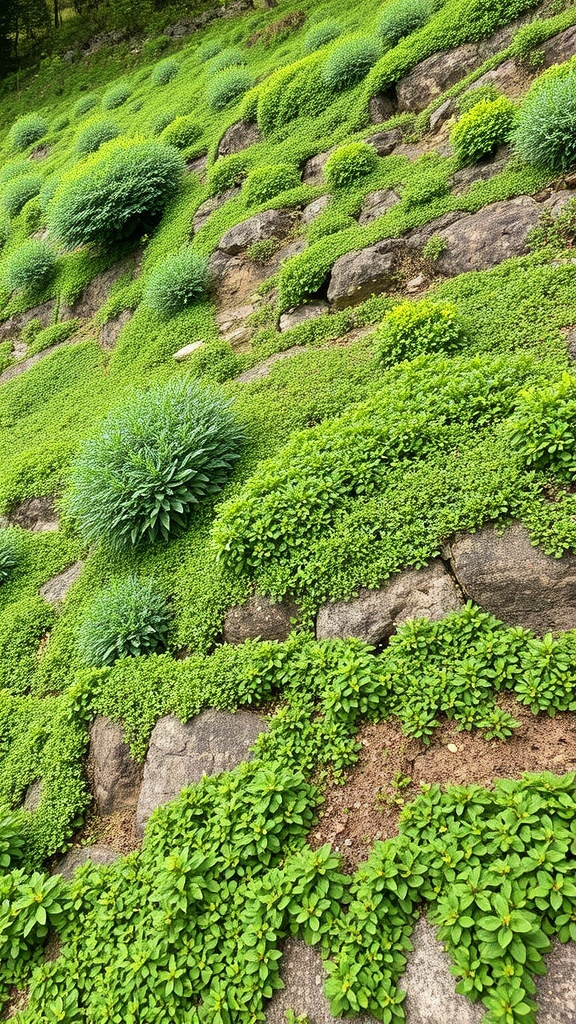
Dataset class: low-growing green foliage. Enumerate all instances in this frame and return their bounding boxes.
[323,36,381,93]
[1,239,56,293]
[378,0,434,48]
[144,250,210,317]
[207,67,253,111]
[160,115,202,150]
[1,174,43,218]
[375,300,468,366]
[150,58,179,86]
[207,153,249,195]
[243,163,301,205]
[303,18,343,53]
[77,576,172,667]
[457,82,500,115]
[101,82,132,109]
[9,113,48,151]
[66,378,244,551]
[0,531,17,584]
[513,61,576,172]
[451,96,516,166]
[0,160,34,184]
[509,375,576,481]
[307,210,357,242]
[24,319,80,357]
[48,137,184,249]
[74,118,120,156]
[324,142,378,189]
[246,238,277,262]
[422,233,447,260]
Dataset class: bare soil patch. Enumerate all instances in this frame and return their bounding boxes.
[311,696,576,871]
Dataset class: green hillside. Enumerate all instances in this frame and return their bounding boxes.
[2,0,576,1020]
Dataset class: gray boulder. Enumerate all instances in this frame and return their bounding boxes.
[327,239,405,309]
[40,561,84,607]
[217,121,260,157]
[53,846,120,881]
[316,560,463,644]
[448,522,576,635]
[265,937,376,1024]
[223,595,299,644]
[302,195,330,224]
[89,717,141,817]
[368,91,396,124]
[399,919,483,1024]
[279,301,329,331]
[358,188,399,226]
[218,209,295,255]
[8,496,59,533]
[450,150,508,194]
[429,98,455,132]
[136,710,266,829]
[24,780,43,812]
[433,197,540,276]
[302,151,332,185]
[364,128,402,156]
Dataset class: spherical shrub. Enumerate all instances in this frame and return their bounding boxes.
[144,250,210,316]
[48,137,184,249]
[207,153,249,195]
[513,65,576,173]
[207,67,253,111]
[151,58,179,86]
[161,115,203,150]
[458,82,499,116]
[66,378,244,550]
[303,19,343,54]
[0,531,17,584]
[77,577,172,667]
[101,82,131,110]
[322,36,381,93]
[210,47,246,73]
[1,175,43,218]
[1,240,56,293]
[196,40,221,62]
[378,0,434,47]
[509,375,576,479]
[149,108,178,135]
[325,142,378,189]
[9,113,48,151]
[0,160,33,184]
[74,118,120,156]
[451,96,516,166]
[307,210,356,243]
[243,163,300,206]
[72,93,99,118]
[375,300,467,366]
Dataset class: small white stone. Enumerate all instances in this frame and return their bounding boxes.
[173,340,204,361]
[447,743,458,753]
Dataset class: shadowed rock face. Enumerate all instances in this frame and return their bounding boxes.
[223,594,299,643]
[89,717,142,817]
[135,709,267,830]
[52,846,120,881]
[433,197,541,275]
[217,120,260,157]
[448,522,576,635]
[316,560,463,645]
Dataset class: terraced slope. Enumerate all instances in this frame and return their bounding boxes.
[2,0,576,1020]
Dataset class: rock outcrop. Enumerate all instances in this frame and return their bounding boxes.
[327,239,405,309]
[217,120,260,156]
[265,937,376,1024]
[40,562,84,607]
[432,197,540,275]
[136,709,266,830]
[279,301,329,331]
[89,717,141,817]
[218,209,295,255]
[223,595,299,644]
[316,560,463,644]
[358,188,399,225]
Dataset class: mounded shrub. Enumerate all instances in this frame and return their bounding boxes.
[74,118,120,156]
[77,577,172,667]
[322,36,381,93]
[161,115,203,150]
[303,19,343,54]
[509,375,576,479]
[72,94,99,118]
[374,300,467,366]
[451,96,516,165]
[0,160,33,184]
[1,239,56,293]
[325,142,378,189]
[458,82,499,115]
[307,210,356,242]
[151,58,179,86]
[149,108,178,135]
[47,137,184,249]
[101,83,131,110]
[1,175,43,218]
[378,0,434,48]
[243,163,300,206]
[207,67,253,111]
[66,377,244,550]
[144,250,210,316]
[257,52,329,134]
[196,40,221,62]
[207,153,249,195]
[513,63,576,173]
[9,113,48,151]
[0,532,17,584]
[210,47,246,73]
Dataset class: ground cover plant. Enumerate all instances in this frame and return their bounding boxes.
[2,0,576,1019]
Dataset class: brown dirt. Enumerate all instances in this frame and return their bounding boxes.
[311,695,576,871]
[1,987,29,1020]
[70,808,141,857]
